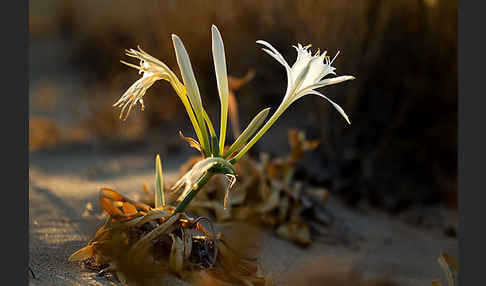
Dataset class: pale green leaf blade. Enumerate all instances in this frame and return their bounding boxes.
[223,107,270,158]
[211,25,230,152]
[171,34,210,155]
[203,109,220,156]
[155,154,165,207]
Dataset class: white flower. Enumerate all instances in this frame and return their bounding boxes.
[256,40,354,124]
[113,46,185,121]
[231,41,355,162]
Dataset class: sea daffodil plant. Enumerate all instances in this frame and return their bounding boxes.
[114,25,355,214]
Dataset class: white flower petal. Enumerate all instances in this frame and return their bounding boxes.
[125,46,178,81]
[113,73,159,120]
[301,75,355,93]
[257,40,289,69]
[257,40,292,88]
[299,56,328,90]
[260,48,285,65]
[287,56,318,100]
[297,90,351,124]
[291,44,314,83]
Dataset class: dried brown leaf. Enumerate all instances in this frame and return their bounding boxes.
[169,233,184,276]
[179,131,202,153]
[99,197,123,216]
[131,213,182,252]
[438,253,458,286]
[264,274,274,286]
[278,196,290,221]
[122,202,138,215]
[182,228,192,260]
[228,70,255,91]
[276,222,311,246]
[68,245,94,262]
[99,188,151,217]
[259,190,280,213]
[440,253,458,272]
[288,129,319,165]
[191,270,228,286]
[228,90,241,139]
[100,187,125,201]
[214,240,267,286]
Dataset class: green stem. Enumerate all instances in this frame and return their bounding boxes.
[230,103,287,163]
[172,172,215,214]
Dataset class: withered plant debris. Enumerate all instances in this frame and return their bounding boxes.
[161,129,357,247]
[432,253,458,286]
[70,188,272,286]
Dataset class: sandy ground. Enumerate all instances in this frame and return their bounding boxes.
[29,148,457,286]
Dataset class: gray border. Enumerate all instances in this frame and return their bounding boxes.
[5,0,28,284]
[459,0,484,285]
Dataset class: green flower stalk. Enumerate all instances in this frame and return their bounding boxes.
[114,25,355,214]
[154,154,165,208]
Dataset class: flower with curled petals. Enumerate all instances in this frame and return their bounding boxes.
[114,46,209,156]
[230,41,355,162]
[257,41,354,124]
[114,47,178,120]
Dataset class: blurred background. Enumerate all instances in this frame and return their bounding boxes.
[29,0,457,215]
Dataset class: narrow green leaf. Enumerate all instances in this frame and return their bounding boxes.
[172,34,210,156]
[202,110,217,141]
[155,154,165,207]
[211,136,219,157]
[202,109,220,156]
[211,25,230,153]
[223,107,270,159]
